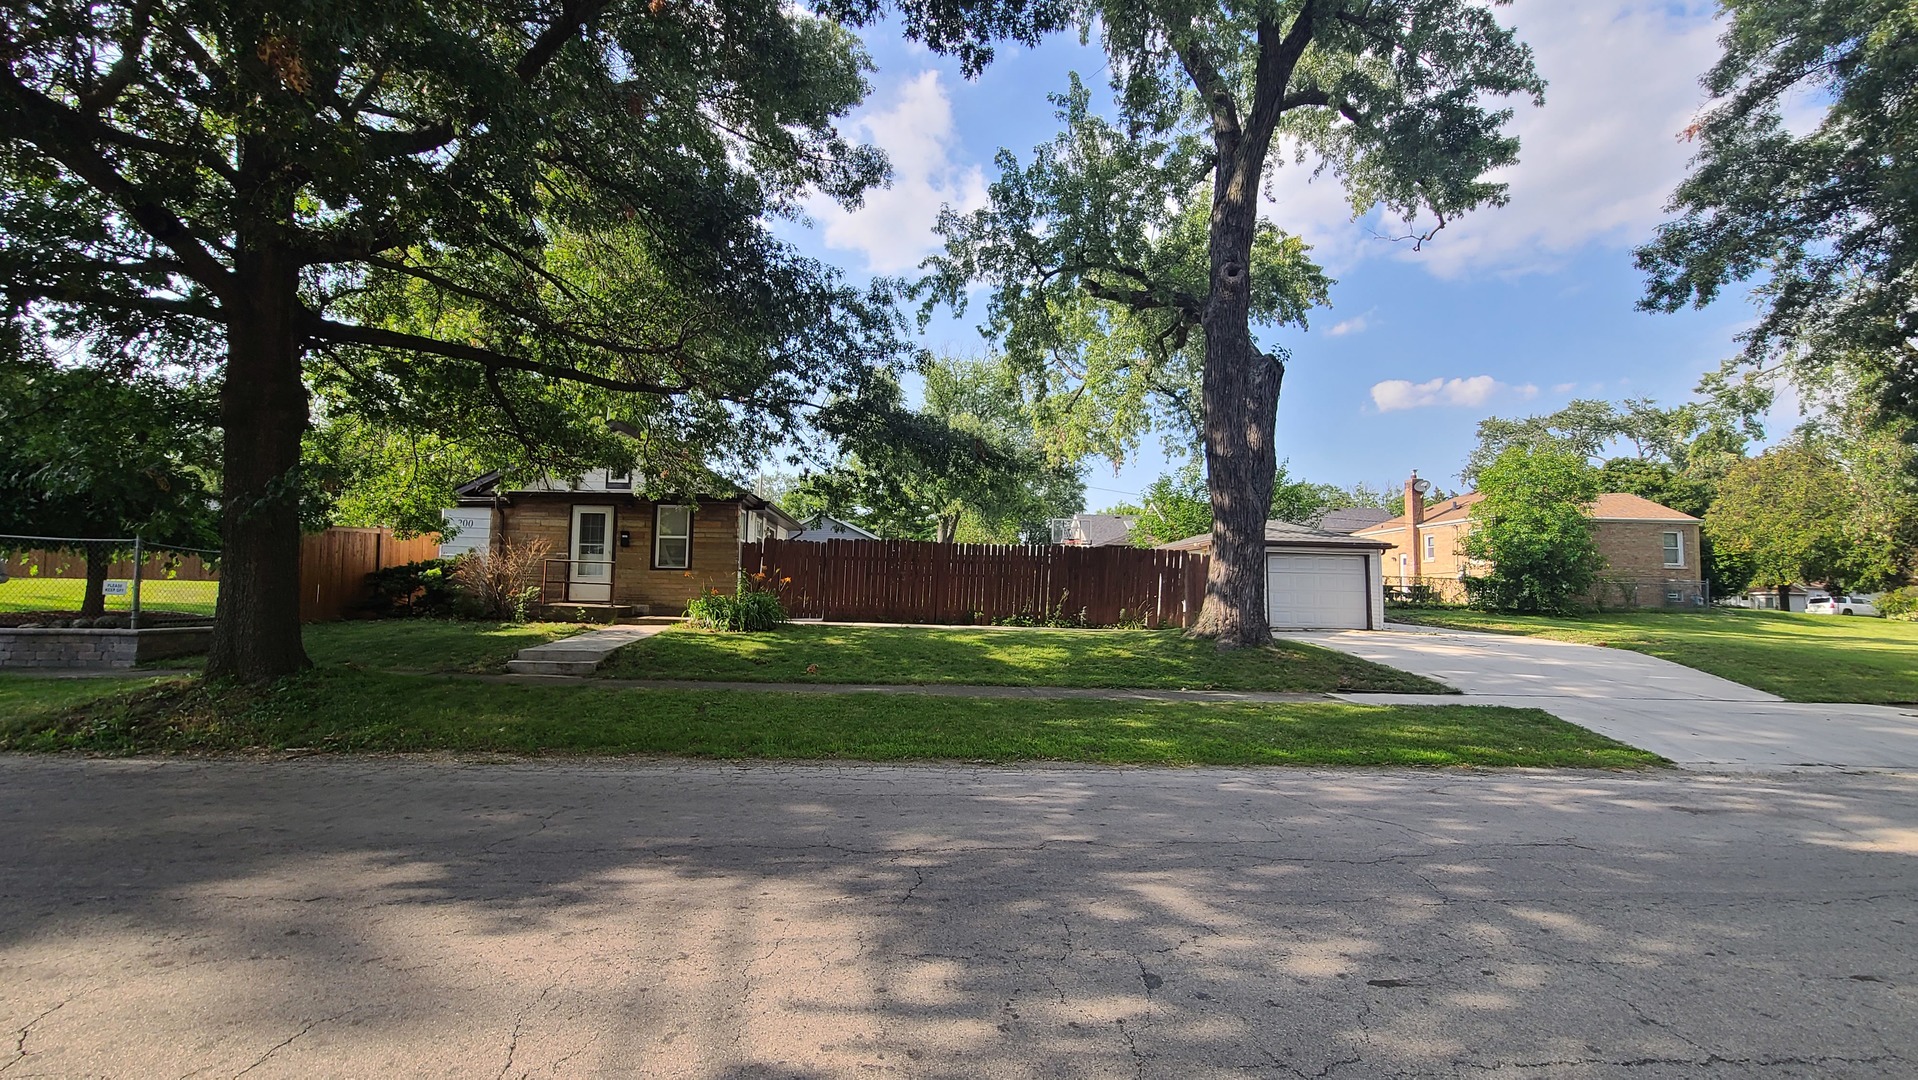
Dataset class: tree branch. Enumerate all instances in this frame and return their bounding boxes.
[0,70,235,299]
[1241,0,1325,178]
[516,0,614,83]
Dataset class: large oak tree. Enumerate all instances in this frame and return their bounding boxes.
[2,0,903,679]
[900,0,1543,644]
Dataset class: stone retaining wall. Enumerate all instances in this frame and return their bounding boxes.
[0,626,212,670]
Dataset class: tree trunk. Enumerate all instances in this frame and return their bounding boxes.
[79,545,108,618]
[1777,582,1789,611]
[205,245,312,681]
[1189,168,1281,647]
[936,512,960,544]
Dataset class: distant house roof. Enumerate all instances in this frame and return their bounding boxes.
[1160,520,1391,553]
[1309,507,1395,534]
[452,470,802,532]
[792,513,879,542]
[1354,491,1699,535]
[1056,513,1136,547]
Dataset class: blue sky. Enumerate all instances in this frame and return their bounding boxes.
[780,1,1778,509]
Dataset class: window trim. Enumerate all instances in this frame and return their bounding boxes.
[1661,529,1685,569]
[653,503,694,570]
[1424,533,1436,561]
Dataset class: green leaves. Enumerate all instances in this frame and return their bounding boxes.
[1462,447,1603,615]
[1637,0,1918,421]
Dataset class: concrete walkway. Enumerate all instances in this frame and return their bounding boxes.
[503,624,665,676]
[4,757,1914,1077]
[1290,624,1918,771]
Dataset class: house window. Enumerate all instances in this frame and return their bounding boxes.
[655,505,692,569]
[1424,534,1436,561]
[605,471,632,491]
[1662,530,1684,568]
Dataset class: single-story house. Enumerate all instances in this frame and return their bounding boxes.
[1353,474,1706,606]
[1160,521,1390,630]
[792,513,879,543]
[442,470,802,613]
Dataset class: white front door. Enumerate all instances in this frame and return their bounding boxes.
[569,505,614,602]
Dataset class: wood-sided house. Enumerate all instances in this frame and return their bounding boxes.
[442,470,801,615]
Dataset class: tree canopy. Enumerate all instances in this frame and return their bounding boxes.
[1637,0,1918,420]
[899,0,1542,643]
[787,357,1085,543]
[1461,447,1603,615]
[2,0,904,678]
[0,351,220,614]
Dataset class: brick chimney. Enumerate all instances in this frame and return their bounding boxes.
[1405,471,1425,579]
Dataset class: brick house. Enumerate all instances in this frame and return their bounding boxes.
[442,470,801,615]
[1354,474,1706,607]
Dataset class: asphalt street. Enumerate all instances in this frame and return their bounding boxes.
[3,757,1915,1077]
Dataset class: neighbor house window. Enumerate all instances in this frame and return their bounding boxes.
[1424,534,1436,561]
[1662,530,1684,568]
[655,505,692,569]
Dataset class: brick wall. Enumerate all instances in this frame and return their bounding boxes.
[0,626,211,669]
[1365,516,1703,599]
[494,496,744,614]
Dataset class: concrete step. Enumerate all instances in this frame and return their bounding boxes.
[505,625,663,676]
[504,658,599,677]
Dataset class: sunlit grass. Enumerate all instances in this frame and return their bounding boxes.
[599,624,1448,693]
[0,576,218,616]
[1395,609,1918,703]
[0,668,1660,767]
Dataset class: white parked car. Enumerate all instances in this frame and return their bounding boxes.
[1807,593,1879,616]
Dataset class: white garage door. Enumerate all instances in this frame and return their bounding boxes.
[1267,553,1369,630]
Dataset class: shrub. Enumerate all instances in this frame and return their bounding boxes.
[686,572,790,632]
[1877,586,1918,620]
[450,539,552,621]
[362,559,459,618]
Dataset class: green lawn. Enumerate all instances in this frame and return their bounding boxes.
[600,623,1449,693]
[0,576,219,616]
[1393,609,1918,704]
[0,668,1661,767]
[300,619,586,673]
[151,620,585,674]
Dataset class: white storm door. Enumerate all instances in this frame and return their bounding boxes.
[569,505,614,602]
[1266,553,1369,630]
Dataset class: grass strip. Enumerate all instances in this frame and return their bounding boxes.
[599,624,1450,694]
[0,669,1660,768]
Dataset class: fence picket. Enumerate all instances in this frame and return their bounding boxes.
[738,538,1207,627]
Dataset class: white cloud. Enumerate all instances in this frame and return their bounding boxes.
[806,70,987,274]
[1370,375,1536,413]
[1324,314,1369,337]
[1552,382,1579,394]
[1264,1,1724,277]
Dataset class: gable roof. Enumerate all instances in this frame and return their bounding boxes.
[793,513,880,542]
[1353,490,1699,535]
[1160,520,1391,552]
[1310,506,1395,534]
[1062,513,1137,547]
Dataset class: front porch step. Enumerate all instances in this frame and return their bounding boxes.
[504,625,660,677]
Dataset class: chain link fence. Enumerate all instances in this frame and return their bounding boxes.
[0,535,220,628]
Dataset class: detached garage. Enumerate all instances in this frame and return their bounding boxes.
[1162,521,1388,631]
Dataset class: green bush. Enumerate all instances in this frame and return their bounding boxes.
[362,559,459,618]
[686,573,790,632]
[1877,586,1918,619]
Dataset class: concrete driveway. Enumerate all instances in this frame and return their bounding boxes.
[1290,624,1918,771]
[3,757,1916,1077]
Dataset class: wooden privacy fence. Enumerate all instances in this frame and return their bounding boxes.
[2,548,219,582]
[740,537,1210,628]
[298,528,441,622]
